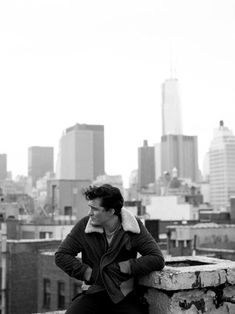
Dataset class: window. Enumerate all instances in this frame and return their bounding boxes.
[43,278,51,309]
[64,206,72,216]
[57,281,65,309]
[40,231,53,239]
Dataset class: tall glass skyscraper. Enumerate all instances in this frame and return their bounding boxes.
[209,121,235,210]
[162,78,182,135]
[160,77,199,182]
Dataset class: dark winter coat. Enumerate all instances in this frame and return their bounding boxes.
[55,208,165,304]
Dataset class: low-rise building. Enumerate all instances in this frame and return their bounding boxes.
[143,195,199,220]
[6,239,62,314]
[37,251,82,313]
[6,219,74,240]
[167,223,235,260]
[46,179,91,220]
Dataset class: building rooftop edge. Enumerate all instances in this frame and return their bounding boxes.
[7,238,61,243]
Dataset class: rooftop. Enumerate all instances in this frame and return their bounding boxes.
[139,255,235,291]
[167,223,235,229]
[7,238,61,243]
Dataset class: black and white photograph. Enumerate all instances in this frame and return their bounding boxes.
[0,0,235,313]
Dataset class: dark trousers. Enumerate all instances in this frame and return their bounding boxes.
[65,290,148,314]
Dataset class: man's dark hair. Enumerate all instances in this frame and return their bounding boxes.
[83,184,124,217]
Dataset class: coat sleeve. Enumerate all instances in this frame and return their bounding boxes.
[54,219,89,281]
[127,219,165,277]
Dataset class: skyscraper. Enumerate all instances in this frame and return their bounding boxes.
[209,121,235,210]
[160,77,199,182]
[161,134,199,182]
[162,78,182,135]
[28,147,54,186]
[0,154,7,180]
[56,123,105,181]
[138,140,155,189]
[154,143,161,180]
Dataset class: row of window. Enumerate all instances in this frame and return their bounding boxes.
[43,278,81,310]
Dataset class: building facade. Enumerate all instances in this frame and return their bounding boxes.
[154,143,161,181]
[166,223,235,260]
[209,121,235,210]
[162,78,182,136]
[37,251,82,313]
[56,123,105,181]
[144,194,199,221]
[0,153,7,180]
[160,77,199,183]
[161,134,199,182]
[28,146,54,187]
[138,140,155,190]
[6,239,61,314]
[47,179,91,220]
[6,218,74,240]
[93,174,124,196]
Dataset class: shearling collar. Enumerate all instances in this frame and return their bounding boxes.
[85,207,140,234]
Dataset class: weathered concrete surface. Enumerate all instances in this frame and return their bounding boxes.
[139,256,235,314]
[139,256,235,291]
[145,288,231,314]
[223,286,235,314]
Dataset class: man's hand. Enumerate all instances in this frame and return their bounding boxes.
[84,266,92,282]
[119,261,131,274]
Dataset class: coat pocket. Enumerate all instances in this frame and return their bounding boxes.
[105,262,132,285]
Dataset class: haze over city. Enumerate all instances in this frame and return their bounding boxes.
[1,0,235,186]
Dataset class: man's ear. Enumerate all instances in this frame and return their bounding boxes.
[109,208,115,216]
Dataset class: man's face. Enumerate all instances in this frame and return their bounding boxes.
[88,198,112,226]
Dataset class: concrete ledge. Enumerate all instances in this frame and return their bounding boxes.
[32,311,65,314]
[139,256,235,290]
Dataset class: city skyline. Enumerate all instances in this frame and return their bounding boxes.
[1,0,235,186]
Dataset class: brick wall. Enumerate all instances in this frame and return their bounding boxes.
[7,240,61,314]
[37,253,82,313]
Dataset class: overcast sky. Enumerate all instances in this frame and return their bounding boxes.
[0,0,235,186]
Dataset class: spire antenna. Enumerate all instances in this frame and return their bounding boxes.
[169,41,177,79]
[170,42,173,78]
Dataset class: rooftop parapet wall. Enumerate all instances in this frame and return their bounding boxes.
[32,311,65,314]
[139,256,235,290]
[139,256,235,314]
